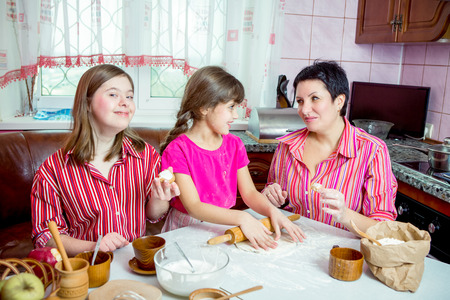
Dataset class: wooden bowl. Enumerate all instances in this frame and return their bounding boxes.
[329,247,364,281]
[189,288,228,300]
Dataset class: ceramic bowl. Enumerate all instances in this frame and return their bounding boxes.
[154,243,229,297]
[353,119,394,139]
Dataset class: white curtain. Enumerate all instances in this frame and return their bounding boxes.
[1,0,285,113]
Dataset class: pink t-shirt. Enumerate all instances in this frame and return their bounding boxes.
[161,133,249,214]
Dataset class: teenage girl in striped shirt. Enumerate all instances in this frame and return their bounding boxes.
[263,61,397,234]
[31,65,180,256]
[160,66,306,250]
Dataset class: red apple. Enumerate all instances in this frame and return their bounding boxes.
[27,247,62,267]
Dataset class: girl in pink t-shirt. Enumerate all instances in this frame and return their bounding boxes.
[160,66,305,250]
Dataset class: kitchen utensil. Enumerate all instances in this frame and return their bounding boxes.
[393,138,450,171]
[174,241,195,273]
[54,257,89,300]
[75,250,113,288]
[350,220,381,246]
[329,246,364,281]
[48,221,73,272]
[353,119,394,139]
[132,236,165,270]
[215,285,263,300]
[154,244,229,297]
[207,214,300,245]
[91,234,102,266]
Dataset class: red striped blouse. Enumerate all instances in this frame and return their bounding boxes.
[267,118,398,229]
[31,137,161,248]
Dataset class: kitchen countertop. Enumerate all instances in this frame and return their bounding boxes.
[232,131,450,204]
[104,210,449,299]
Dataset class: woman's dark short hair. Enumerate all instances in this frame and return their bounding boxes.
[293,61,349,116]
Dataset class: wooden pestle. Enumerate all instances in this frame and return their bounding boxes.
[207,214,300,245]
[48,221,73,272]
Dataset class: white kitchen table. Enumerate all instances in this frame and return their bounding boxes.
[103,211,448,300]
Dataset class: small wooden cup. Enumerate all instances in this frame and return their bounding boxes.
[329,247,364,281]
[54,257,89,300]
[132,236,166,270]
[189,288,228,300]
[75,251,113,288]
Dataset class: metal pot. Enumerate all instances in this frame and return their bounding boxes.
[394,137,450,172]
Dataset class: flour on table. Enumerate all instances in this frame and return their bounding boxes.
[234,232,298,255]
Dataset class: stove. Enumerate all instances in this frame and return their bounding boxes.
[395,161,450,264]
[397,161,450,184]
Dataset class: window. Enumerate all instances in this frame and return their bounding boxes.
[36,0,227,117]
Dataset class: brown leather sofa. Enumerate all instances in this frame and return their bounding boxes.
[0,128,169,259]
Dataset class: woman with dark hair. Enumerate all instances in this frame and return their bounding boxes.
[263,61,397,234]
[31,64,179,256]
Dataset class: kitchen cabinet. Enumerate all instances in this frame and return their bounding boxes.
[233,152,274,210]
[355,0,450,43]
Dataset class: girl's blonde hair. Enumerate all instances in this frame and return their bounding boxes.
[64,64,146,164]
[160,66,244,153]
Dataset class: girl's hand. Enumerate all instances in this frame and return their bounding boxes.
[151,167,180,202]
[99,232,129,252]
[319,188,347,222]
[268,210,306,243]
[262,183,288,207]
[239,213,278,250]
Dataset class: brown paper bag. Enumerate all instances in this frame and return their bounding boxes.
[360,221,431,292]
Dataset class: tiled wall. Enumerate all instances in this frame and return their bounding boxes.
[280,0,450,141]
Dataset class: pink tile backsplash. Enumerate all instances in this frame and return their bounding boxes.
[438,113,450,141]
[282,14,312,59]
[426,111,441,141]
[313,0,346,17]
[280,0,450,142]
[341,19,373,62]
[310,16,344,61]
[372,44,403,64]
[344,0,358,19]
[425,44,450,66]
[423,66,447,112]
[370,63,401,84]
[284,0,314,15]
[401,65,424,86]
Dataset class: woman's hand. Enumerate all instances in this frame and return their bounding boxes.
[268,210,306,243]
[319,188,348,222]
[99,232,129,252]
[262,183,288,207]
[238,213,278,250]
[151,167,180,202]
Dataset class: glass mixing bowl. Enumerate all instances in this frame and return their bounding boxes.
[353,119,394,139]
[154,243,229,297]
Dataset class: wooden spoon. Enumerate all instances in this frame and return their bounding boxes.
[215,285,263,300]
[48,221,73,271]
[350,220,382,246]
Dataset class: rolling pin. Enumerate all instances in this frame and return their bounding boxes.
[207,214,300,245]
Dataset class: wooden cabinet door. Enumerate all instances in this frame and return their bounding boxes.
[356,0,450,43]
[356,0,400,43]
[398,0,450,42]
[233,152,274,210]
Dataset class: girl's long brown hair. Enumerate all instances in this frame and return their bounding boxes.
[160,66,245,153]
[64,64,146,164]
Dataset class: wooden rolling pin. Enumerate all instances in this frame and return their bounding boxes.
[207,214,300,245]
